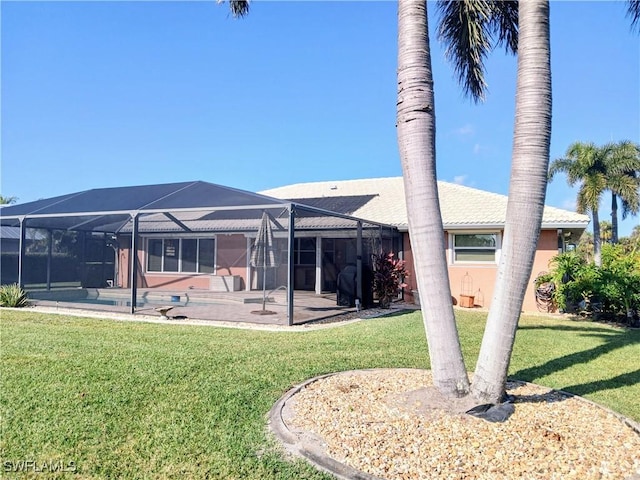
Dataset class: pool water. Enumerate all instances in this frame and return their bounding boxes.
[41,296,217,308]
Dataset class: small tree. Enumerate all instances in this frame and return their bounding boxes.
[372,251,409,308]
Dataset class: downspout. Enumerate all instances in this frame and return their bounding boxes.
[315,236,322,295]
[129,213,139,314]
[356,221,363,306]
[245,237,251,291]
[287,205,295,326]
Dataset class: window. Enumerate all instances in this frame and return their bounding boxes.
[294,238,316,265]
[452,233,498,263]
[146,238,216,273]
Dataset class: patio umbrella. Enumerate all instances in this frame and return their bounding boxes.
[250,211,278,314]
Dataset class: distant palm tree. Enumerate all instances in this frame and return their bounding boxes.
[602,140,640,244]
[0,195,17,205]
[599,220,613,244]
[549,142,608,266]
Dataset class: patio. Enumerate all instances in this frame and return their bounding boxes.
[27,288,367,326]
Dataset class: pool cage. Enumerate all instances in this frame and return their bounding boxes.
[0,181,401,325]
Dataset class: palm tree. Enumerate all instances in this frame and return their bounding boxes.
[397,0,469,397]
[599,220,613,244]
[602,140,640,244]
[474,0,552,403]
[438,0,552,403]
[549,142,607,266]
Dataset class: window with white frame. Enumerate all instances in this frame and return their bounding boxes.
[452,233,498,263]
[147,238,215,273]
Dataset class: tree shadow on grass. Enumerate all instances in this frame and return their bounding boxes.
[512,324,639,397]
[517,323,635,335]
[560,369,640,397]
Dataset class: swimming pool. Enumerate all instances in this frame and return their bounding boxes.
[31,292,222,309]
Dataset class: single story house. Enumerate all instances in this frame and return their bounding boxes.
[0,177,589,317]
[262,177,590,312]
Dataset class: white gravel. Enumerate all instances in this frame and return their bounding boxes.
[288,369,640,479]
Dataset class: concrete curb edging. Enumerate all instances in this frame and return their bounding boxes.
[268,371,384,480]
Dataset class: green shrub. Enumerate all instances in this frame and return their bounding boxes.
[547,244,640,325]
[547,252,588,311]
[0,284,29,308]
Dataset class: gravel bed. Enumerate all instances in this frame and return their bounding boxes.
[288,369,640,479]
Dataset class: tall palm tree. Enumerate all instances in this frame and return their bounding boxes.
[602,140,640,244]
[549,142,637,266]
[474,0,552,403]
[397,0,469,397]
[438,0,552,403]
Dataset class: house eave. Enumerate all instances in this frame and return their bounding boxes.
[396,221,589,233]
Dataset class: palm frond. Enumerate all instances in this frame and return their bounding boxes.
[437,0,494,102]
[628,0,640,32]
[218,0,250,18]
[548,158,575,183]
[578,173,607,213]
[489,1,518,54]
[621,192,640,219]
[603,140,640,175]
[436,0,518,103]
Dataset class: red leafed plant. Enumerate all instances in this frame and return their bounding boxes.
[372,251,409,308]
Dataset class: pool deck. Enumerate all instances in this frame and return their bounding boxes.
[27,288,385,327]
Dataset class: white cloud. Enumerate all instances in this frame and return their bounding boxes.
[473,143,483,155]
[454,124,475,137]
[561,198,577,211]
[452,175,468,185]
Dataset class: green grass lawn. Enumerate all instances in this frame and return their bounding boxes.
[1,309,638,479]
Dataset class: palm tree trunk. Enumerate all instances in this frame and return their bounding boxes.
[397,0,469,397]
[611,193,619,244]
[592,209,602,266]
[471,0,552,403]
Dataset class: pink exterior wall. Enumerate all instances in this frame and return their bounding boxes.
[403,229,559,313]
[525,229,560,311]
[215,234,249,279]
[116,234,248,291]
[115,229,559,313]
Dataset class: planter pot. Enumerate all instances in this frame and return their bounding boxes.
[459,294,475,308]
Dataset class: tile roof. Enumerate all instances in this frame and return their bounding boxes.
[261,177,590,231]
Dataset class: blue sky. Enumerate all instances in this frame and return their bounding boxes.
[2,1,639,236]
